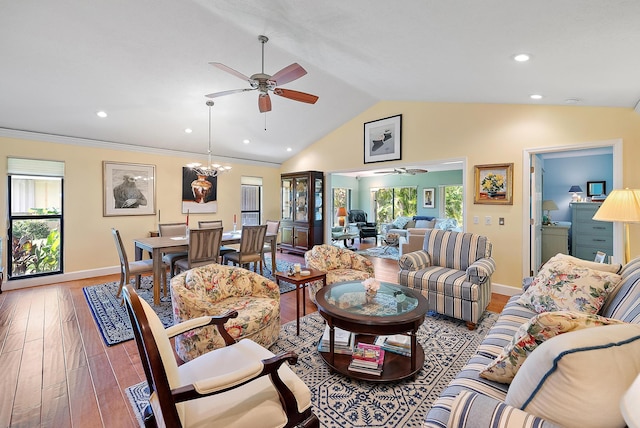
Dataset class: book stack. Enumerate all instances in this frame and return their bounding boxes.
[317,325,355,355]
[348,343,385,376]
[374,334,412,357]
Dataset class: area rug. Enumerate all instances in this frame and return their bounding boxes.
[356,245,400,261]
[84,258,298,346]
[125,310,498,427]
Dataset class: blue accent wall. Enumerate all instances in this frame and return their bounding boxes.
[542,154,613,222]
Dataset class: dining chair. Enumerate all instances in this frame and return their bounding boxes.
[111,228,167,301]
[158,222,188,277]
[198,220,236,260]
[223,224,268,275]
[174,227,223,274]
[261,219,280,271]
[122,284,319,428]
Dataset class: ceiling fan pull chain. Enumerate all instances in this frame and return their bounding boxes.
[264,112,267,131]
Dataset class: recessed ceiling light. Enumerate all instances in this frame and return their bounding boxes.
[564,98,581,104]
[530,94,543,100]
[243,139,250,144]
[184,128,193,133]
[513,53,531,62]
[96,111,107,118]
[286,147,292,152]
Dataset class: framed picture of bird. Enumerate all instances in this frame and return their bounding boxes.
[103,161,156,216]
[364,114,402,164]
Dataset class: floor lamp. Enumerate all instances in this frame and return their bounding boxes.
[592,189,640,264]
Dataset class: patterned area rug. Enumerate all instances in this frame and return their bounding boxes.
[125,310,498,427]
[356,245,400,261]
[84,257,297,346]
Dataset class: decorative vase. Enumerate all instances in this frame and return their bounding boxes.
[487,191,498,198]
[191,175,212,203]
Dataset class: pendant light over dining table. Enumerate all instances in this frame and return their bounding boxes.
[186,100,232,177]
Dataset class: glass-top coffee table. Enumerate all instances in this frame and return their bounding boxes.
[315,281,428,381]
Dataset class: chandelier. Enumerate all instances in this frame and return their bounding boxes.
[186,100,232,177]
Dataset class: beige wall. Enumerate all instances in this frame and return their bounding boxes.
[283,101,640,288]
[1,135,281,288]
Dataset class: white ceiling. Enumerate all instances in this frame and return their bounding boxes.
[1,1,639,165]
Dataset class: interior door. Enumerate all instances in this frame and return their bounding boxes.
[530,154,543,275]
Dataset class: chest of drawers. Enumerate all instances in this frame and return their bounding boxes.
[571,202,613,260]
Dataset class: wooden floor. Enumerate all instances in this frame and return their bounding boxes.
[0,240,509,427]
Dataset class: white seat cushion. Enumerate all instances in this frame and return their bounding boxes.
[175,339,312,428]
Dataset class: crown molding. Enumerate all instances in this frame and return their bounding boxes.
[0,128,281,168]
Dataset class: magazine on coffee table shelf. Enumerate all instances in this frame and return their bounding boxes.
[375,334,412,357]
[317,325,355,355]
[349,343,385,375]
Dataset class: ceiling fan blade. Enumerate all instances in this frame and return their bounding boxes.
[273,88,319,104]
[270,63,307,86]
[205,88,255,98]
[209,62,252,82]
[258,93,272,112]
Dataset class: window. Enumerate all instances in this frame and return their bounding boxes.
[373,186,417,224]
[332,187,352,226]
[240,176,262,225]
[440,185,463,228]
[8,158,64,280]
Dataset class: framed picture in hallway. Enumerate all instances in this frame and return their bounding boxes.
[364,114,402,164]
[423,188,435,208]
[474,163,513,205]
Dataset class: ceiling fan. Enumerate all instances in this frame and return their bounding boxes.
[205,35,319,113]
[374,167,429,175]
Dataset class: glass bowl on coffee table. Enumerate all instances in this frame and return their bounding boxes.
[315,281,428,382]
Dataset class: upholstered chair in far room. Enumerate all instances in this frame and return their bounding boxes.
[304,244,375,303]
[261,219,280,271]
[171,263,281,361]
[158,222,188,277]
[223,224,267,275]
[198,220,236,260]
[122,284,318,428]
[174,227,222,274]
[348,209,378,243]
[111,228,168,300]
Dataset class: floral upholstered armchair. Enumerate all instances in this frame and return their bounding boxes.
[304,244,375,303]
[171,264,281,362]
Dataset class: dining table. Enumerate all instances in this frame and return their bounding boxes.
[134,230,278,305]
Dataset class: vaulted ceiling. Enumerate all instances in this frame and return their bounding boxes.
[1,1,639,165]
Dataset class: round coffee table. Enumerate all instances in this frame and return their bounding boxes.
[315,281,428,381]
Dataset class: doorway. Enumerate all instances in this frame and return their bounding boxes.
[522,139,623,276]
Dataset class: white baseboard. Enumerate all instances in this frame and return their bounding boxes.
[492,282,521,297]
[2,266,119,292]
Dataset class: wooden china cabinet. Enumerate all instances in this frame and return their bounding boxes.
[280,171,324,254]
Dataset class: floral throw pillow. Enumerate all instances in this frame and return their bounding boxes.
[517,259,621,314]
[392,216,410,229]
[480,311,624,384]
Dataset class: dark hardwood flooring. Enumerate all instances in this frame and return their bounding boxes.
[0,240,509,427]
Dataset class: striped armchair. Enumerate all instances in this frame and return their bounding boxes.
[398,229,496,329]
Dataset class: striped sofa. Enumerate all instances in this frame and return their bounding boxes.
[398,229,496,329]
[425,256,640,428]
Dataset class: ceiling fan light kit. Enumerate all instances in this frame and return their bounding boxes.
[205,35,318,113]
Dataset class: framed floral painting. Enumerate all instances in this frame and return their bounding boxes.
[474,163,513,205]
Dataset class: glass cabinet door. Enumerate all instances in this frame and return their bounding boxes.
[315,178,323,221]
[295,177,308,222]
[281,178,293,220]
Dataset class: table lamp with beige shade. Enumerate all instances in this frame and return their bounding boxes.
[592,188,640,264]
[542,200,559,225]
[337,207,348,227]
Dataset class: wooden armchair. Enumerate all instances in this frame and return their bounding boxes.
[122,284,319,428]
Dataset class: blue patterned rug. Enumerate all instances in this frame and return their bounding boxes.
[125,310,498,427]
[84,256,297,346]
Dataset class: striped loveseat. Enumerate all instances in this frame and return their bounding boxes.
[425,256,640,428]
[398,229,496,329]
